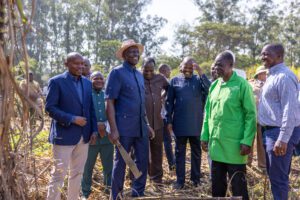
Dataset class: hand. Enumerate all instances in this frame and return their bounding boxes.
[108,129,120,145]
[90,134,97,145]
[240,144,251,155]
[73,116,87,127]
[273,140,288,156]
[97,122,106,138]
[193,63,203,76]
[201,141,208,152]
[148,125,155,140]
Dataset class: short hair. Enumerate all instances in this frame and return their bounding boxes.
[90,71,103,79]
[65,52,83,63]
[181,56,195,66]
[142,57,156,68]
[216,50,235,67]
[158,64,170,73]
[83,58,91,67]
[266,43,285,57]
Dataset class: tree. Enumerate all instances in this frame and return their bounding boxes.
[246,0,281,62]
[25,0,167,81]
[193,0,243,24]
[173,23,193,58]
[190,22,251,62]
[281,0,300,66]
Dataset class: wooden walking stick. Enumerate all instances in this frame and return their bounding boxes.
[116,140,142,179]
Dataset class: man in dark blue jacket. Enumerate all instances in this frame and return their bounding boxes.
[166,57,210,189]
[46,52,97,200]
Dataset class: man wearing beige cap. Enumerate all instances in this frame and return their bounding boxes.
[105,39,154,200]
[248,66,267,168]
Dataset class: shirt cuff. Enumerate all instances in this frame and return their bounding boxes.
[277,132,292,143]
[92,131,98,136]
[71,116,76,123]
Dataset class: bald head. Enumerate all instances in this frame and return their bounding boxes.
[215,50,235,68]
[83,57,92,77]
[264,44,284,57]
[91,71,105,90]
[181,56,195,66]
[180,56,195,78]
[261,44,284,68]
[65,52,83,64]
[83,58,91,67]
[64,52,84,78]
[142,57,156,68]
[158,64,171,78]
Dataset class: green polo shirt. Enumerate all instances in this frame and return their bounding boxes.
[92,89,110,145]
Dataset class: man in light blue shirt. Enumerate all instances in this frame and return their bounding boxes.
[258,44,300,200]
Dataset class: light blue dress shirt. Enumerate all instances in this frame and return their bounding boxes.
[258,63,300,143]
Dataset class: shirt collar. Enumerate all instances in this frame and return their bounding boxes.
[218,71,237,84]
[93,88,103,94]
[179,73,194,79]
[269,63,285,74]
[123,61,136,72]
[67,71,81,82]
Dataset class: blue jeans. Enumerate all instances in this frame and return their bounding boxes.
[111,136,149,200]
[175,136,201,185]
[163,120,175,168]
[263,126,300,200]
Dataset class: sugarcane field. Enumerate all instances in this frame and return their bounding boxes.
[1,1,300,200]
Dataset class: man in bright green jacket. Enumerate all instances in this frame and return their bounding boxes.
[201,51,256,200]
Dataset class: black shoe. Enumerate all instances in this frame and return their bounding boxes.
[169,164,176,171]
[192,181,200,188]
[173,183,184,190]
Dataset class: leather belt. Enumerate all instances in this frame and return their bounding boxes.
[262,126,280,131]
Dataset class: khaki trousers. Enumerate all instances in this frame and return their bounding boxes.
[47,137,89,200]
[248,124,266,168]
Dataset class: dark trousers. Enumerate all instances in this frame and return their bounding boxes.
[149,128,163,183]
[211,161,249,200]
[111,136,149,200]
[163,121,175,168]
[175,136,201,185]
[81,142,114,198]
[263,126,300,200]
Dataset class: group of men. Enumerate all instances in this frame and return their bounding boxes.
[44,39,300,200]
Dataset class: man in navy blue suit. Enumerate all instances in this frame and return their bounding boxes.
[46,52,97,200]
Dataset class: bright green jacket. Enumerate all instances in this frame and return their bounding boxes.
[201,72,256,164]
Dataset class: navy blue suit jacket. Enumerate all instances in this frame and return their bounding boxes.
[45,71,97,145]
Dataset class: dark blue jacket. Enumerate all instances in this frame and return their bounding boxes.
[166,74,210,136]
[105,62,148,137]
[45,71,97,145]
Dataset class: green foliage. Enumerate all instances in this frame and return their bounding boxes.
[171,67,180,78]
[97,40,122,73]
[172,0,300,74]
[199,61,213,75]
[193,0,242,24]
[22,0,300,83]
[91,64,109,77]
[14,57,44,84]
[189,22,251,62]
[156,54,181,69]
[24,0,166,84]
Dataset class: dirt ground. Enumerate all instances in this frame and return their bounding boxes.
[26,127,300,200]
